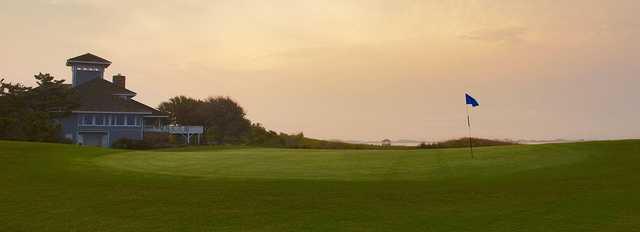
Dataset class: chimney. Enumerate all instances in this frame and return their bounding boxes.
[113,74,126,89]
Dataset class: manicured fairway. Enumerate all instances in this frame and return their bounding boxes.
[1,140,639,231]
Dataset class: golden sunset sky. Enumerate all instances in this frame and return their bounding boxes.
[1,0,639,141]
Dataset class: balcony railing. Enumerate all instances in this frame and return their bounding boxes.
[144,125,204,134]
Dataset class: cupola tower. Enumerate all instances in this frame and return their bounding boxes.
[66,53,112,87]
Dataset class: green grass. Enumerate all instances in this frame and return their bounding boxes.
[1,140,639,231]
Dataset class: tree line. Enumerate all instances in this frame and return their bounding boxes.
[156,96,378,149]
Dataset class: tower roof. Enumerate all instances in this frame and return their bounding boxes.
[66,53,111,67]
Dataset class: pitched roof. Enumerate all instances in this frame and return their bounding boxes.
[72,79,167,116]
[66,53,112,67]
[74,78,136,96]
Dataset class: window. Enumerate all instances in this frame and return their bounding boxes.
[115,115,125,125]
[126,115,136,126]
[95,115,104,125]
[76,67,99,71]
[83,115,93,125]
[78,114,139,126]
[79,115,95,126]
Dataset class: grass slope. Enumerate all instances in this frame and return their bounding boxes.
[1,140,639,231]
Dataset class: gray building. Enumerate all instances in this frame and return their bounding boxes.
[58,53,170,147]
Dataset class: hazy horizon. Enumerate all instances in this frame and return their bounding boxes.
[1,0,639,142]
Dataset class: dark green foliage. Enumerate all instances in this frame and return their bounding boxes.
[142,132,173,147]
[246,123,387,149]
[246,123,282,146]
[111,138,154,150]
[0,73,77,142]
[202,97,251,144]
[157,96,380,148]
[157,95,203,125]
[291,137,387,149]
[158,96,251,144]
[418,137,517,149]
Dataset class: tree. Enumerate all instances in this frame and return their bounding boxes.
[0,73,78,141]
[158,96,251,144]
[158,96,204,125]
[202,97,251,144]
[0,78,30,138]
[31,73,78,118]
[245,123,283,146]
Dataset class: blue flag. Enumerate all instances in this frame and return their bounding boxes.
[465,93,479,107]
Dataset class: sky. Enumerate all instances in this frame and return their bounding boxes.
[1,0,639,142]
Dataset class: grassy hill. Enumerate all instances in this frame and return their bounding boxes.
[1,140,639,231]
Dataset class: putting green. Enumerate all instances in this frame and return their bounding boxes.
[95,145,588,181]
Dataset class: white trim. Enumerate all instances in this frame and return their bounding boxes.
[73,111,152,114]
[143,115,169,118]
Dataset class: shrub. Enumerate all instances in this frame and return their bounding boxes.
[143,132,172,146]
[417,137,517,149]
[112,138,153,150]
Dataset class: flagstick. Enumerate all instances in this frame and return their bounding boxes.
[466,105,474,159]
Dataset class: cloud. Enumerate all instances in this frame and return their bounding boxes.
[459,26,528,43]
